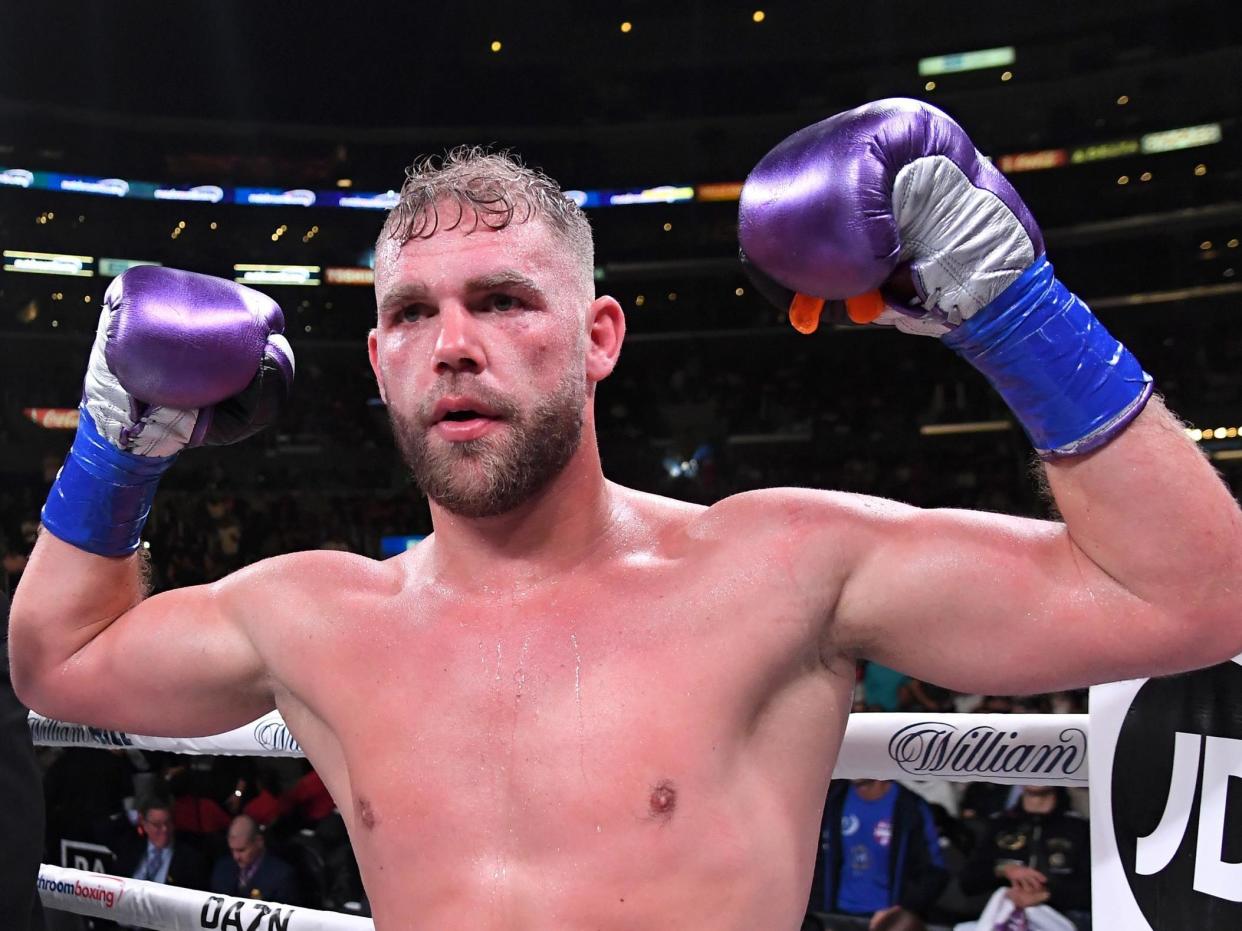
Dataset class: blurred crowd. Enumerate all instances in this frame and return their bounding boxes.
[40,747,368,926]
[797,671,1093,931]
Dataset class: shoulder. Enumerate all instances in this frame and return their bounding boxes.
[610,482,913,546]
[212,550,401,612]
[685,487,917,575]
[220,549,396,591]
[203,550,401,659]
[699,487,915,535]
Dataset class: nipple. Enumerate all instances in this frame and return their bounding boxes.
[648,780,677,819]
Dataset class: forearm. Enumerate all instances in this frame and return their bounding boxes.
[1046,398,1242,640]
[9,531,147,698]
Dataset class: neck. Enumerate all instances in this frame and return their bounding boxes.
[424,429,618,587]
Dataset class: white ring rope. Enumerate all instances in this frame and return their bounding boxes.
[30,712,1092,926]
[29,710,1089,786]
[37,863,373,930]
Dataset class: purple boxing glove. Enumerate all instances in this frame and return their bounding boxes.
[43,267,294,555]
[88,265,294,454]
[738,98,1152,458]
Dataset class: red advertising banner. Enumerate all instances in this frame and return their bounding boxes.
[24,407,80,429]
[997,149,1069,173]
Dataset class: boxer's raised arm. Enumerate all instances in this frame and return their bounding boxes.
[8,266,293,735]
[827,399,1242,693]
[11,533,274,736]
[739,100,1242,691]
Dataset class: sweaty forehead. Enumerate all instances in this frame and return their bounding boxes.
[376,218,573,296]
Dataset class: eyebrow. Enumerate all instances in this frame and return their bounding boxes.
[377,269,546,314]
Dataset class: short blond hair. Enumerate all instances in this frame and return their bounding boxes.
[377,147,594,291]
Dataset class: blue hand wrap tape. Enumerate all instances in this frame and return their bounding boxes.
[41,409,177,556]
[942,256,1153,458]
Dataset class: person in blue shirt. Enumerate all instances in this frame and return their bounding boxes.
[809,779,948,930]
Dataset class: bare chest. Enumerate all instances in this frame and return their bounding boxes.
[315,583,785,829]
[272,566,848,926]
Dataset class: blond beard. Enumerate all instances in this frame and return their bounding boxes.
[391,369,586,518]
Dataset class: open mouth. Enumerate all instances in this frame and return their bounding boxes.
[431,401,503,441]
[439,409,492,423]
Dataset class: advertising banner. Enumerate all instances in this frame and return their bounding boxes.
[1089,657,1242,928]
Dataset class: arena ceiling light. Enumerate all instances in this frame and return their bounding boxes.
[920,420,1013,436]
[1141,123,1222,154]
[233,264,321,286]
[3,250,94,277]
[918,46,1015,77]
[98,258,162,278]
[1187,426,1242,443]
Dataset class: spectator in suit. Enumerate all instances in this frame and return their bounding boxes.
[211,815,299,904]
[115,795,210,890]
[0,584,45,931]
[809,779,948,931]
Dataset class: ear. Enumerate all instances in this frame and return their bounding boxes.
[585,295,625,383]
[367,329,388,404]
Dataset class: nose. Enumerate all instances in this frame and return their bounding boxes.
[431,301,485,374]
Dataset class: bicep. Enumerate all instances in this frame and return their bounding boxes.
[832,504,1182,695]
[37,577,273,737]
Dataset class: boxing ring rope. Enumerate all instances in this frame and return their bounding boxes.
[28,709,1090,785]
[37,863,371,930]
[28,710,1089,929]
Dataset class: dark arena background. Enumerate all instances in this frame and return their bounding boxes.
[1,2,1240,930]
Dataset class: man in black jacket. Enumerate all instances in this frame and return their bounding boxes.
[0,583,46,931]
[960,786,1091,930]
[809,780,948,930]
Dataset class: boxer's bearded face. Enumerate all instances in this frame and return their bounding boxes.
[371,216,602,518]
[389,366,585,518]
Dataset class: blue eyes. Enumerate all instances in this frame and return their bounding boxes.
[398,293,524,323]
[488,293,521,313]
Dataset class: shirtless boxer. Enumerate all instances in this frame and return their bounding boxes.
[11,99,1242,931]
